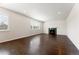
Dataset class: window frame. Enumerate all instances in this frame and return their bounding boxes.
[0,12,9,31]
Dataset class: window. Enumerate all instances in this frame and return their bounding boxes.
[31,20,40,30]
[0,12,9,31]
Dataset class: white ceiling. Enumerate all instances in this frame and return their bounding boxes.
[0,3,74,22]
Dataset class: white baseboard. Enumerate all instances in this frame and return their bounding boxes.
[67,35,79,50]
[0,35,29,43]
[0,33,43,43]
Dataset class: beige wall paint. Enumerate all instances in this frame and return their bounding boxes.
[0,8,43,43]
[67,4,79,50]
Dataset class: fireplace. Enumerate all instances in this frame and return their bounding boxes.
[48,28,57,35]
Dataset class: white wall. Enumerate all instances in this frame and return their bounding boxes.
[44,19,67,35]
[30,19,43,36]
[67,4,79,50]
[0,8,43,43]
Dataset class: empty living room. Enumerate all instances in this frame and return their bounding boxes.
[0,3,79,55]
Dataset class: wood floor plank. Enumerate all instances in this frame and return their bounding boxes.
[0,34,79,55]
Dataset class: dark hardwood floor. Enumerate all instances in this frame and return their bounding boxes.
[0,34,79,55]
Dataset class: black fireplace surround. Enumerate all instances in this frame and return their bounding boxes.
[49,28,57,35]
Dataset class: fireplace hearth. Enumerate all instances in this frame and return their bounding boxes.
[49,28,57,35]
